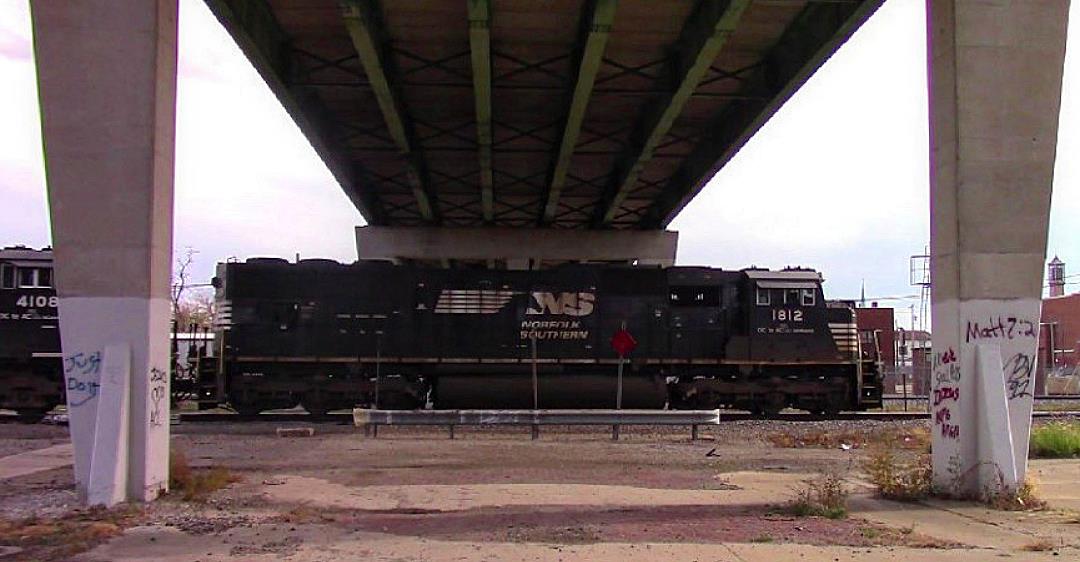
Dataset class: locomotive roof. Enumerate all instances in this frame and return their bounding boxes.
[231,258,826,280]
[743,269,822,281]
[0,246,53,264]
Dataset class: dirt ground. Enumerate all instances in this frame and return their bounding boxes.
[1,419,1078,561]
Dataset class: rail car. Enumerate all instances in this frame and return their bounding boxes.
[0,246,63,418]
[0,250,884,418]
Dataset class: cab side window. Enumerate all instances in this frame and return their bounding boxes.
[17,267,52,289]
[0,264,13,289]
[755,288,770,306]
[801,289,816,306]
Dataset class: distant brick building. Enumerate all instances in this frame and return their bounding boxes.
[1039,291,1080,394]
[1038,257,1078,394]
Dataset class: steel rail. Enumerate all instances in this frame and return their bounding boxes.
[8,409,1077,425]
[154,409,1080,424]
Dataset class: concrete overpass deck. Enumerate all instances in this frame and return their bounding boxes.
[206,0,882,230]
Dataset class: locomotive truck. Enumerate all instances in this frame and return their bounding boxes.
[0,248,883,417]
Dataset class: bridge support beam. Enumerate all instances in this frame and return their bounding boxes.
[927,0,1068,498]
[31,0,177,505]
[356,226,677,268]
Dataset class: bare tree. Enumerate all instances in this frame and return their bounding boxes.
[171,247,197,318]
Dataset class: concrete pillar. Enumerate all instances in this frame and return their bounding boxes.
[31,0,178,504]
[927,0,1068,498]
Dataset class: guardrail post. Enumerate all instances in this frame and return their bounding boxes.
[372,424,379,439]
[448,424,455,440]
[612,424,619,441]
[531,424,539,440]
[691,424,698,441]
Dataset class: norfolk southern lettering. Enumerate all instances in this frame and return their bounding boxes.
[520,319,589,340]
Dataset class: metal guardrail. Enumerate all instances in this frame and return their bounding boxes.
[353,408,721,440]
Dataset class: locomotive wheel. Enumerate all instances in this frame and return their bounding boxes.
[233,404,263,418]
[752,393,786,418]
[302,392,330,418]
[303,404,330,418]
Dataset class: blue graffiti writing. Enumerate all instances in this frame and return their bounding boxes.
[67,376,100,407]
[64,351,102,408]
[64,351,101,376]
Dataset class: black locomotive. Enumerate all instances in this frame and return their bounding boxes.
[205,258,882,416]
[0,246,63,418]
[0,250,883,418]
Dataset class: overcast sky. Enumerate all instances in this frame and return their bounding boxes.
[1,0,1078,330]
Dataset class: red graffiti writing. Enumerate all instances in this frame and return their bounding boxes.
[940,348,956,364]
[934,408,951,425]
[940,423,959,439]
[933,387,959,406]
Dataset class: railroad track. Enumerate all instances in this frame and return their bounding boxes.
[5,409,1078,425]
[170,409,1080,423]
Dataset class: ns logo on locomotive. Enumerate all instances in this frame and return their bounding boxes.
[1,249,883,418]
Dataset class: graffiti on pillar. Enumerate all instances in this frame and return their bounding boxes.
[64,351,102,407]
[964,316,1037,343]
[932,347,961,440]
[933,386,959,406]
[149,367,167,427]
[1003,353,1034,399]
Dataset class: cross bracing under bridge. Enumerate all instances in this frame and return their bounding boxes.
[205,0,882,230]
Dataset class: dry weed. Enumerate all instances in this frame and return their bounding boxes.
[0,505,142,561]
[169,448,241,502]
[863,446,932,501]
[788,472,849,519]
[985,477,1047,511]
[1021,537,1056,552]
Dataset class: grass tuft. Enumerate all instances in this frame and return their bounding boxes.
[863,445,932,502]
[169,448,241,502]
[788,472,849,519]
[1029,422,1080,459]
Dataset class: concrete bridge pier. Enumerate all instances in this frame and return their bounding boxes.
[927,0,1069,497]
[30,0,178,504]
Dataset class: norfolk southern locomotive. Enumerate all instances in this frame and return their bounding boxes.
[205,258,882,415]
[0,250,883,417]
